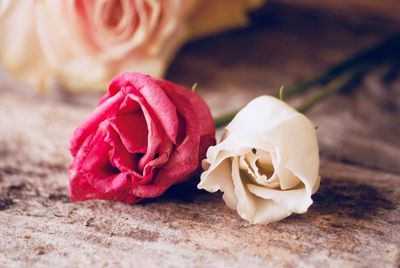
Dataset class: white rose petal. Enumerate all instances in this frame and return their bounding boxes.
[198,96,320,224]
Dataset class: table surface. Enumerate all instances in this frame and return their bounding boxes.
[0,2,399,267]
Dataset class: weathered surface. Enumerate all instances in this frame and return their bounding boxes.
[1,3,399,267]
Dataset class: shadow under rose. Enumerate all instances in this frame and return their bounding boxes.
[139,178,212,205]
[311,179,395,219]
[141,176,397,223]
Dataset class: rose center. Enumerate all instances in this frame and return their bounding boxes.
[92,0,138,46]
[104,0,124,28]
[238,149,280,189]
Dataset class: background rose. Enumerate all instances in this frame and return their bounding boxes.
[0,0,263,92]
[198,96,320,224]
[69,72,215,202]
[188,0,263,39]
[0,0,51,90]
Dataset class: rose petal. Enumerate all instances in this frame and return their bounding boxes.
[156,79,216,140]
[247,183,313,223]
[119,93,163,170]
[70,123,138,203]
[198,151,237,210]
[105,126,140,175]
[231,157,256,222]
[108,73,179,144]
[109,112,148,153]
[130,77,217,198]
[70,90,124,156]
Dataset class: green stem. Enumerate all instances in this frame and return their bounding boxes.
[296,72,355,113]
[214,110,238,129]
[284,33,400,98]
[296,64,372,113]
[213,34,400,128]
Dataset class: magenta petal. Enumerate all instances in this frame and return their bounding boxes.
[70,90,125,157]
[70,174,140,203]
[70,124,140,203]
[76,125,128,194]
[106,127,140,174]
[70,124,136,202]
[108,73,180,144]
[157,79,216,139]
[131,86,201,198]
[80,124,117,176]
[123,94,164,171]
[109,112,148,153]
[87,172,130,195]
[132,80,215,198]
[141,138,173,182]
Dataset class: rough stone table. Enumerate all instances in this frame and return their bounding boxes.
[0,3,399,267]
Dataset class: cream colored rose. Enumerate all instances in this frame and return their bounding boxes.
[35,0,198,92]
[0,0,51,90]
[0,0,264,92]
[198,96,320,224]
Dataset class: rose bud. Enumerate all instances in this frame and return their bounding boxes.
[69,72,215,203]
[198,96,320,224]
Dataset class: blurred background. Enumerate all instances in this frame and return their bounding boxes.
[0,1,399,267]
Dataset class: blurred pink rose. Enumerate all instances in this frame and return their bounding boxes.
[0,0,263,92]
[36,0,197,92]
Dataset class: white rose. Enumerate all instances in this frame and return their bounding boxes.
[198,96,320,224]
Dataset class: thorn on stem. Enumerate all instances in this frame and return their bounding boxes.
[279,85,285,100]
[192,82,198,92]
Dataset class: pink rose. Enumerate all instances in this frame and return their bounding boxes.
[69,72,215,202]
[0,0,263,92]
[35,0,198,92]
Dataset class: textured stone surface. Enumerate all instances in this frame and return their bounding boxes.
[1,2,399,267]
